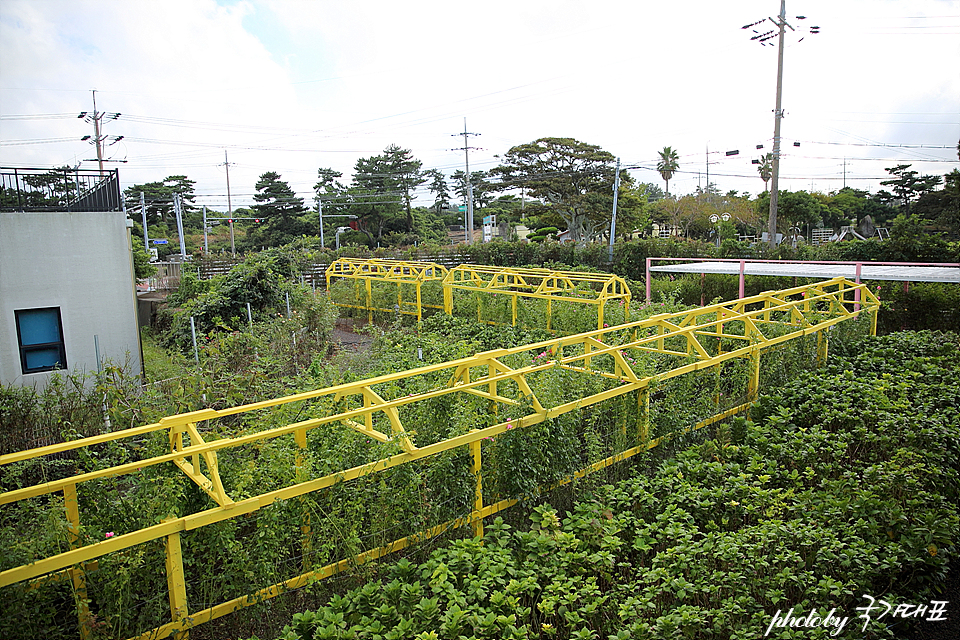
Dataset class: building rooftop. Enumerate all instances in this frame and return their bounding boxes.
[0,167,122,212]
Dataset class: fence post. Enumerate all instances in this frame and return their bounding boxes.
[638,386,650,444]
[295,428,312,572]
[443,280,453,316]
[165,525,190,639]
[854,263,862,312]
[365,279,373,324]
[64,483,92,640]
[470,436,484,538]
[817,328,829,367]
[747,343,761,402]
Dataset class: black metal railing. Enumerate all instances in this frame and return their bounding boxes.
[0,167,122,212]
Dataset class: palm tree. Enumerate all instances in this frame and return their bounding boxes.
[758,153,773,192]
[657,146,679,197]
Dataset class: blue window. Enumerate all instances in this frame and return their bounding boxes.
[15,308,67,374]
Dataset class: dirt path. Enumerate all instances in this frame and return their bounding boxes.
[331,318,374,352]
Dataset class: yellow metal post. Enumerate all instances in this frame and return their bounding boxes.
[747,347,761,402]
[470,436,483,538]
[817,329,829,367]
[365,279,373,323]
[416,282,423,322]
[295,428,312,572]
[638,387,650,443]
[64,483,92,640]
[165,527,189,639]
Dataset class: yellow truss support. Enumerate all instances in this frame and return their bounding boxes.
[326,258,448,322]
[442,264,632,331]
[0,278,879,640]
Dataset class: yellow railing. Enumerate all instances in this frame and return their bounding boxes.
[325,258,448,322]
[442,264,632,331]
[0,278,878,640]
[325,259,633,331]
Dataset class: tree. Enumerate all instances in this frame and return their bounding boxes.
[252,172,311,246]
[815,188,861,231]
[452,170,497,212]
[879,164,942,214]
[124,175,197,228]
[640,182,665,203]
[314,168,347,243]
[353,144,425,233]
[490,137,621,245]
[656,146,680,197]
[348,146,421,245]
[424,169,451,214]
[651,190,756,240]
[757,153,773,192]
[913,168,960,238]
[756,190,821,236]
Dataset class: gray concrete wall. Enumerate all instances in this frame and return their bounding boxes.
[0,210,142,388]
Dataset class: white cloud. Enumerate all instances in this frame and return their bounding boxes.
[2,0,957,210]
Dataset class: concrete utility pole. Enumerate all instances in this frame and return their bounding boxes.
[222,150,236,256]
[318,198,325,248]
[768,0,789,248]
[79,90,121,175]
[140,192,149,251]
[173,193,187,260]
[92,91,104,174]
[452,118,480,243]
[608,158,621,264]
[744,2,818,248]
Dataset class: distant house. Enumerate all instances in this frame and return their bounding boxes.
[0,168,142,388]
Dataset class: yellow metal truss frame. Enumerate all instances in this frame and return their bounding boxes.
[325,258,448,322]
[442,264,632,331]
[0,278,878,640]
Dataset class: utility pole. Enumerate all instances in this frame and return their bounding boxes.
[140,192,149,251]
[173,193,187,260]
[452,118,480,243]
[222,150,236,256]
[608,158,621,264]
[768,0,788,248]
[743,2,819,248]
[705,144,709,193]
[318,198,325,248]
[78,90,121,175]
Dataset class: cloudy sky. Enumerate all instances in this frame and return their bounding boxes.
[1,0,958,212]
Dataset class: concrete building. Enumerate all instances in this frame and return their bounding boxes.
[0,168,142,388]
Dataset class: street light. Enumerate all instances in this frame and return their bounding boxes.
[709,213,731,247]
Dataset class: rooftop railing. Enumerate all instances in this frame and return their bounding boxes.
[0,167,122,212]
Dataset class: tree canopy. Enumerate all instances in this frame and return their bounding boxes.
[491,137,627,244]
[656,146,679,196]
[251,172,311,246]
[124,175,197,227]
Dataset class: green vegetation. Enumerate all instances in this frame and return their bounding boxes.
[108,135,958,261]
[0,238,955,640]
[268,331,960,640]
